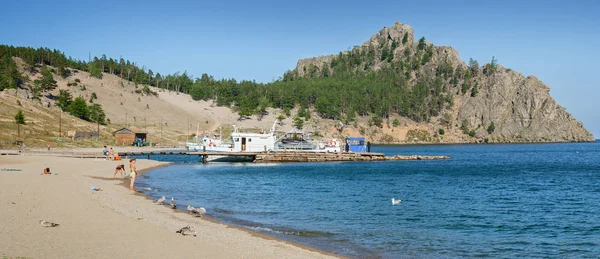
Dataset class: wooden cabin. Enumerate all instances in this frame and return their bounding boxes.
[114,128,147,146]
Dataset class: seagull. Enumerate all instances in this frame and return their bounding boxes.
[187,205,207,217]
[40,220,59,227]
[155,196,166,204]
[170,198,177,209]
[392,198,402,205]
[175,225,197,236]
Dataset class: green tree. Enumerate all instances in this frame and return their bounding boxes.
[468,58,479,75]
[276,114,285,124]
[88,103,106,125]
[293,115,304,129]
[14,110,25,137]
[0,55,23,91]
[438,128,445,135]
[417,37,426,50]
[402,32,408,44]
[487,121,496,134]
[380,46,389,61]
[392,118,400,127]
[284,107,291,117]
[90,92,98,102]
[372,116,383,128]
[471,84,478,97]
[56,89,73,111]
[35,66,57,92]
[468,129,476,137]
[67,97,89,120]
[490,56,498,74]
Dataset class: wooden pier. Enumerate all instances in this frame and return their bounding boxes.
[117,151,449,163]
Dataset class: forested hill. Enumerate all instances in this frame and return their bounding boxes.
[287,22,594,142]
[0,21,594,143]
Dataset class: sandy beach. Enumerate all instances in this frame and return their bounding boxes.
[0,154,339,258]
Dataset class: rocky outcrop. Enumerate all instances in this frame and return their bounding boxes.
[458,66,594,142]
[292,21,594,143]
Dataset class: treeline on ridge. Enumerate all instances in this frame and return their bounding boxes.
[0,42,497,125]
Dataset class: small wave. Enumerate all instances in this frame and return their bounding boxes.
[247,226,335,237]
[213,208,236,214]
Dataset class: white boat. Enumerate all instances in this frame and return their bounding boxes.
[230,122,277,152]
[186,127,234,152]
[274,127,341,153]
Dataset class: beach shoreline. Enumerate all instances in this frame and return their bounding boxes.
[0,154,341,259]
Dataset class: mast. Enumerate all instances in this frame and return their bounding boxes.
[196,122,200,143]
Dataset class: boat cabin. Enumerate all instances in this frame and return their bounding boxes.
[346,137,366,152]
[231,132,275,152]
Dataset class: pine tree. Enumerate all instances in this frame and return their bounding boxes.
[56,90,73,111]
[14,110,25,137]
[35,66,57,92]
[487,121,496,134]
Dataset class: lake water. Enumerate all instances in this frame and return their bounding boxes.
[136,143,600,258]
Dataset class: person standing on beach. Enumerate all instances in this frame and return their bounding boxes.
[47,143,51,151]
[367,141,371,153]
[103,146,109,160]
[129,158,137,191]
[109,147,115,161]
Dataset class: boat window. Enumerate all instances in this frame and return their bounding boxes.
[248,138,252,142]
[234,138,239,142]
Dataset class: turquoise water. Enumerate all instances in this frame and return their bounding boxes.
[136,143,600,258]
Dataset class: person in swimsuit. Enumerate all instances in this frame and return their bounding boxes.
[109,147,115,161]
[114,164,125,178]
[129,158,137,191]
[43,167,51,175]
[103,146,109,160]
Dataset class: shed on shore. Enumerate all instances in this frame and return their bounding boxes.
[114,128,146,146]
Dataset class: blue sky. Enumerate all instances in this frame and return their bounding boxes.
[1,0,599,137]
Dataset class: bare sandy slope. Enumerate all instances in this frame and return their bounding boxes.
[3,57,469,148]
[0,155,338,259]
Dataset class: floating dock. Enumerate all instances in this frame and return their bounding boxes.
[117,151,450,163]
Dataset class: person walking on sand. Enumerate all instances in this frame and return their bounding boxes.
[114,164,125,178]
[47,143,51,151]
[129,158,137,191]
[109,147,115,161]
[103,146,109,160]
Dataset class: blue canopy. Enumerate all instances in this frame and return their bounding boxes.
[346,137,366,152]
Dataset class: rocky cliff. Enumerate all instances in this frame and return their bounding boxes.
[293,21,594,143]
[458,66,593,142]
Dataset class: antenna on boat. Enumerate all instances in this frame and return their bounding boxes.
[270,120,277,136]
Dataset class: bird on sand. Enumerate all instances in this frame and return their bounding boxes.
[170,198,177,209]
[155,196,166,204]
[40,220,59,227]
[392,198,402,205]
[175,225,197,236]
[187,205,207,217]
